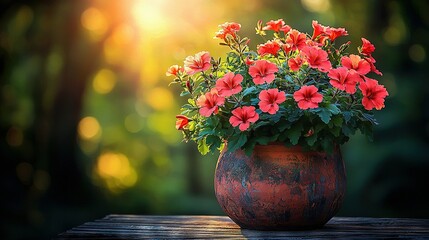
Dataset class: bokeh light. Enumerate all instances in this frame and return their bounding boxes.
[93,68,117,94]
[78,116,101,140]
[81,7,108,40]
[96,152,138,192]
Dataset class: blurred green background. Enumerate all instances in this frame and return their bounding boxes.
[1,0,428,239]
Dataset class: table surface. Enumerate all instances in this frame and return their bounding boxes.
[56,215,429,239]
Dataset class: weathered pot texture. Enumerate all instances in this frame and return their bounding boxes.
[214,143,346,230]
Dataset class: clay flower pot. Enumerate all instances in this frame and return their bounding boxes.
[214,143,346,230]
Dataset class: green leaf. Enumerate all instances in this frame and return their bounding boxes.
[305,133,318,146]
[243,138,257,156]
[255,134,279,145]
[197,138,209,155]
[321,138,334,153]
[206,135,220,146]
[287,109,302,122]
[227,134,247,152]
[206,135,221,152]
[332,115,343,127]
[343,111,352,123]
[199,128,215,136]
[317,108,332,124]
[269,113,282,123]
[278,133,288,142]
[250,98,259,105]
[315,123,325,133]
[253,121,270,129]
[331,127,341,137]
[362,113,379,125]
[242,86,256,97]
[358,122,374,141]
[180,91,190,97]
[327,104,341,115]
[342,124,355,137]
[188,98,196,106]
[277,121,291,132]
[285,122,303,145]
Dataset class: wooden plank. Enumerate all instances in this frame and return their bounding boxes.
[55,215,429,239]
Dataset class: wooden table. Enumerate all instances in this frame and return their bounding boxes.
[56,215,429,239]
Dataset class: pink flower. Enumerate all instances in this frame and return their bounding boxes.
[288,55,303,72]
[258,89,286,114]
[215,22,241,40]
[196,89,225,117]
[293,85,323,110]
[301,46,332,72]
[184,51,211,75]
[263,19,291,33]
[257,40,281,56]
[360,38,375,56]
[175,115,190,130]
[248,60,278,84]
[341,54,370,76]
[328,67,361,94]
[359,77,389,110]
[285,30,307,51]
[229,106,259,131]
[166,65,184,77]
[215,72,243,97]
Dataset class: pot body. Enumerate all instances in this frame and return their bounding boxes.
[214,143,346,230]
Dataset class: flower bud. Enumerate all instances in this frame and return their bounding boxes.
[186,80,193,94]
[304,128,314,137]
[175,115,191,130]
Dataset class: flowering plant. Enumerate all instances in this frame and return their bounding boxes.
[168,19,388,156]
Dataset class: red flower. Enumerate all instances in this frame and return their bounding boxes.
[359,77,389,110]
[245,57,255,66]
[288,55,303,72]
[325,27,348,41]
[257,40,281,56]
[229,106,259,131]
[328,67,361,94]
[196,89,225,117]
[301,46,332,72]
[285,30,307,51]
[215,22,241,40]
[364,56,383,76]
[215,72,243,97]
[258,89,286,114]
[184,51,211,75]
[263,19,291,33]
[175,115,190,130]
[311,20,326,40]
[293,85,323,110]
[248,60,278,85]
[360,38,375,56]
[166,65,184,77]
[341,54,370,76]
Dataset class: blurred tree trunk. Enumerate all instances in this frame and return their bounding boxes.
[45,2,101,203]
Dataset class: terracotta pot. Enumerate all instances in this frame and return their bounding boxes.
[214,143,346,230]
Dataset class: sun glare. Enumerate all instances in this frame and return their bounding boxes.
[131,0,168,37]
